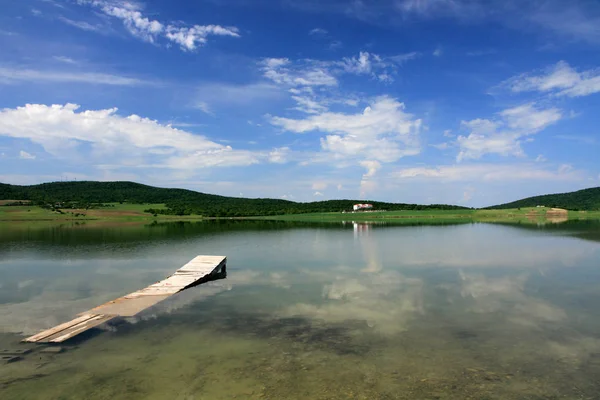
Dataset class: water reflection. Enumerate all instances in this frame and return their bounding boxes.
[1,220,600,399]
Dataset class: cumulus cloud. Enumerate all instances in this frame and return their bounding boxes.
[77,0,239,51]
[457,103,562,161]
[501,61,600,98]
[270,96,422,165]
[359,160,381,197]
[0,103,283,171]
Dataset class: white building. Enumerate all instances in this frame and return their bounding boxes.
[353,203,373,211]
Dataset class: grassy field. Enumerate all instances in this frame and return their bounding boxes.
[1,204,599,224]
[0,203,202,222]
[251,207,600,224]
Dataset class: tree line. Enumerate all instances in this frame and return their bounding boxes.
[0,181,470,217]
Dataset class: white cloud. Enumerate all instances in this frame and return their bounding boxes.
[0,67,150,86]
[535,154,547,162]
[359,160,381,196]
[270,96,422,165]
[77,0,239,50]
[58,16,104,32]
[19,150,36,160]
[502,61,600,98]
[341,51,373,74]
[268,147,289,163]
[31,8,42,16]
[261,58,338,87]
[360,160,381,178]
[165,25,240,51]
[0,104,282,171]
[313,191,323,196]
[443,129,454,137]
[457,103,562,161]
[339,51,395,82]
[395,1,600,44]
[390,51,421,65]
[52,56,78,64]
[194,101,214,116]
[393,163,583,182]
[531,3,600,44]
[290,94,328,114]
[309,28,328,35]
[433,47,443,57]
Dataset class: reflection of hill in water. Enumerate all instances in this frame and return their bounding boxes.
[489,220,600,244]
[0,220,471,256]
[1,218,598,259]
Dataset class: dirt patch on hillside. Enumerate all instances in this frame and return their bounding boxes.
[546,208,568,223]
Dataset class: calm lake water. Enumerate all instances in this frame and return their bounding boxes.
[1,220,600,399]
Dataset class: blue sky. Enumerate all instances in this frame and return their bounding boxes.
[1,0,600,207]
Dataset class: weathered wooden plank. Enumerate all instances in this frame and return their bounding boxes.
[87,294,171,316]
[23,314,101,343]
[23,255,226,343]
[47,314,115,343]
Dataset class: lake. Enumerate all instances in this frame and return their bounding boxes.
[1,220,600,399]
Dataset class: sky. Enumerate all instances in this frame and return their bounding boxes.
[1,0,600,207]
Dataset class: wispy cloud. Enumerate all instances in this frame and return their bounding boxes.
[501,61,600,98]
[0,66,152,86]
[309,27,328,35]
[390,51,421,65]
[58,16,105,33]
[77,0,240,51]
[194,81,284,112]
[457,103,562,161]
[554,134,597,145]
[261,58,338,87]
[52,56,78,64]
[393,163,584,182]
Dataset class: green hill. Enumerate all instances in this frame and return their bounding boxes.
[0,181,468,217]
[487,187,600,211]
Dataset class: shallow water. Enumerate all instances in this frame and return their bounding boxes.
[1,220,600,399]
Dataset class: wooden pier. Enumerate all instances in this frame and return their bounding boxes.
[23,255,227,344]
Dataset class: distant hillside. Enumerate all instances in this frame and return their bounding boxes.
[0,181,468,217]
[487,187,600,211]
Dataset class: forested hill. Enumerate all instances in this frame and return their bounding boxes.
[487,187,600,211]
[0,181,468,217]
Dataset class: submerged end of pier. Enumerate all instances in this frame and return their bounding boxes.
[23,255,227,344]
